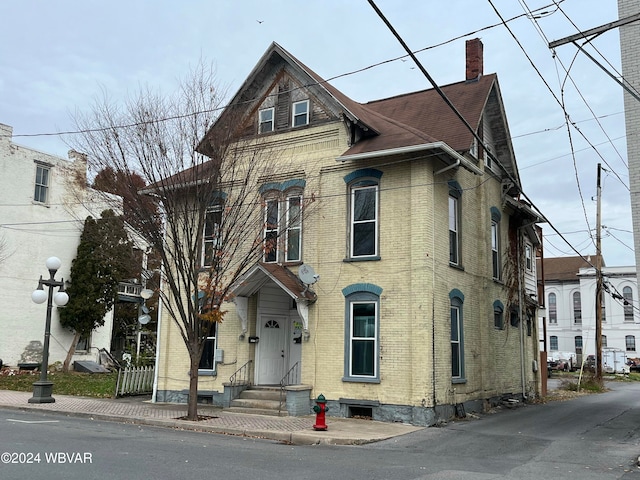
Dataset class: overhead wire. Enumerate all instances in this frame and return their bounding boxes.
[367,0,598,273]
[0,0,628,276]
[519,0,629,180]
[0,1,568,142]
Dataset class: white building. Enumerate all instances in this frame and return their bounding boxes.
[0,123,119,368]
[541,256,639,362]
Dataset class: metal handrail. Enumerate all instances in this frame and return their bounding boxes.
[279,362,299,414]
[229,359,253,386]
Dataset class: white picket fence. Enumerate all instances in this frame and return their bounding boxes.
[115,366,155,397]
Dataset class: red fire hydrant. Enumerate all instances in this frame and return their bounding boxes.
[312,393,329,431]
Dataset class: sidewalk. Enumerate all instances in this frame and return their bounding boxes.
[0,390,422,445]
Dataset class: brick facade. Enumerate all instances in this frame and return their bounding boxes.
[155,43,543,425]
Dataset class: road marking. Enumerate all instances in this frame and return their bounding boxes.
[6,419,60,424]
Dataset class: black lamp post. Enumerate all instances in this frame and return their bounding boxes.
[29,256,69,404]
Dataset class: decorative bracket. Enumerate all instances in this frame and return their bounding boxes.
[233,296,248,339]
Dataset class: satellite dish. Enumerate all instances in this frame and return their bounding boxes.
[298,264,319,285]
[138,314,151,325]
[140,288,154,300]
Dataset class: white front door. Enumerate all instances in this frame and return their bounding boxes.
[256,315,287,385]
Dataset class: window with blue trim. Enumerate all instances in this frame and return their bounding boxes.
[449,181,462,266]
[344,169,382,260]
[342,283,382,382]
[493,300,504,329]
[260,180,305,263]
[199,322,217,372]
[490,207,501,280]
[450,289,465,381]
[203,192,227,268]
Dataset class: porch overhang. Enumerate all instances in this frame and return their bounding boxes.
[230,263,317,339]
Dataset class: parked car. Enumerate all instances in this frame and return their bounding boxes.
[548,352,576,372]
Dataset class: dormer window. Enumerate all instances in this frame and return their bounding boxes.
[292,100,309,127]
[259,107,274,134]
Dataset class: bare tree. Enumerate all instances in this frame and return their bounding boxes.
[70,62,305,420]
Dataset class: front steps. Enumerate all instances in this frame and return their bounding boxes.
[227,386,287,416]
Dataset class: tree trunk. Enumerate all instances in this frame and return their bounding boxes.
[62,331,81,373]
[187,355,200,421]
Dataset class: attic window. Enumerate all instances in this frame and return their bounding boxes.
[259,107,274,134]
[292,100,309,127]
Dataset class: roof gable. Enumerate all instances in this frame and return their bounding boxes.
[198,42,522,189]
[198,42,376,156]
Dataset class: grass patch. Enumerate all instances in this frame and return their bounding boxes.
[560,374,607,393]
[0,369,117,398]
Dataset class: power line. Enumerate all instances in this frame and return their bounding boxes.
[367,0,597,273]
[0,1,567,143]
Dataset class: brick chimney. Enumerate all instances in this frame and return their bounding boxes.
[465,38,483,82]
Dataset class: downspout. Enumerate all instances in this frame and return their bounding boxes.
[152,212,167,403]
[434,158,461,176]
[151,279,163,403]
[431,181,437,409]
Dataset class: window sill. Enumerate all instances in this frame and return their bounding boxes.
[492,278,504,285]
[342,376,380,384]
[198,369,217,377]
[449,262,464,271]
[452,377,467,384]
[343,256,381,263]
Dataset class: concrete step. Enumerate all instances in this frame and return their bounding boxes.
[227,386,287,416]
[238,389,282,401]
[230,397,281,410]
[225,406,288,416]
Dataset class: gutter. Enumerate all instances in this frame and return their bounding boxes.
[335,141,484,176]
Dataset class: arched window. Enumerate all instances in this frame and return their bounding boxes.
[342,283,382,382]
[490,207,501,280]
[493,300,504,329]
[259,180,305,263]
[624,286,634,323]
[548,293,557,324]
[449,181,462,266]
[573,292,582,324]
[626,335,636,352]
[344,169,383,260]
[450,289,465,382]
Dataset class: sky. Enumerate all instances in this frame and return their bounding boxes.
[0,0,634,266]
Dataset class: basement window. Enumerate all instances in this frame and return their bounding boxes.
[348,406,373,420]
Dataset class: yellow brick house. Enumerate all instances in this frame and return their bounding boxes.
[154,40,545,426]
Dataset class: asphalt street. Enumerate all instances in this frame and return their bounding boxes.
[2,381,640,479]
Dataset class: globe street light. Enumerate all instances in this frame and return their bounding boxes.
[29,256,69,403]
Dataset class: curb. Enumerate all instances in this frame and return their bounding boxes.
[0,403,370,445]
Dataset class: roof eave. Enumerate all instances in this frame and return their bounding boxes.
[335,141,483,176]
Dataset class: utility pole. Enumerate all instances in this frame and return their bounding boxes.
[595,163,603,382]
[548,13,640,104]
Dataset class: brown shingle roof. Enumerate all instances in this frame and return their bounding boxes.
[350,75,496,155]
[230,262,317,302]
[541,256,603,282]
